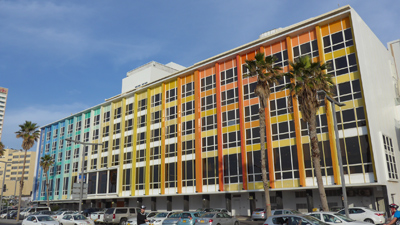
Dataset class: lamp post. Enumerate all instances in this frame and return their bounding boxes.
[65,138,102,213]
[319,91,348,217]
[0,161,12,212]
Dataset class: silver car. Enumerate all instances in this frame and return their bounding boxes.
[308,212,370,225]
[22,215,59,225]
[195,212,239,225]
[251,209,302,221]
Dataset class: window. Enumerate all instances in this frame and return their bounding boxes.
[46,130,51,141]
[72,162,79,172]
[126,103,134,115]
[75,121,81,132]
[84,117,90,129]
[63,177,69,195]
[65,151,71,160]
[64,164,70,173]
[122,169,131,191]
[53,129,58,139]
[58,152,63,162]
[220,68,237,86]
[125,119,133,131]
[101,157,108,168]
[60,127,65,136]
[151,93,162,107]
[103,126,109,137]
[166,88,177,103]
[112,139,120,150]
[93,115,100,125]
[84,132,90,142]
[74,148,80,158]
[113,123,121,134]
[124,136,132,148]
[201,94,216,111]
[56,165,61,175]
[138,98,147,112]
[59,139,64,149]
[114,107,122,119]
[124,152,132,164]
[92,145,98,155]
[52,142,57,151]
[67,123,73,135]
[384,135,398,180]
[92,129,99,140]
[91,158,97,170]
[201,74,216,92]
[103,111,110,123]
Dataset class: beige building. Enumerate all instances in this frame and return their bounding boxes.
[0,149,36,198]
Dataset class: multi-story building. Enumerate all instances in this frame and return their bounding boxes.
[32,5,400,215]
[0,87,8,141]
[0,149,36,197]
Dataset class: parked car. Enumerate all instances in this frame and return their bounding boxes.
[53,211,78,221]
[147,212,175,225]
[20,206,52,217]
[195,212,239,225]
[251,209,302,221]
[263,214,328,225]
[337,208,385,224]
[83,208,102,217]
[90,210,106,224]
[212,209,231,216]
[162,212,200,225]
[55,208,70,212]
[22,215,59,225]
[104,207,139,225]
[59,214,94,225]
[308,212,370,225]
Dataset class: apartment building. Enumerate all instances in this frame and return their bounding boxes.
[32,5,400,216]
[0,149,36,197]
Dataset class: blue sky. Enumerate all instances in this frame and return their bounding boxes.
[1,0,399,150]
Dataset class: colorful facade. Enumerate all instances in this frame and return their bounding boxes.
[33,6,400,215]
[0,87,8,141]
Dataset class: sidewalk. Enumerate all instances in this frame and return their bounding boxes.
[0,219,22,225]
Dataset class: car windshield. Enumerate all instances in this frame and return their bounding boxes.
[365,208,379,212]
[202,213,215,218]
[148,212,157,217]
[105,208,115,214]
[290,210,302,214]
[334,214,355,222]
[56,211,65,215]
[169,213,182,218]
[303,215,329,225]
[73,215,87,220]
[155,213,169,218]
[37,216,54,221]
[254,208,265,212]
[181,213,193,218]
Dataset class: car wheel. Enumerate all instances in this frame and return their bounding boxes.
[120,219,127,225]
[364,219,374,224]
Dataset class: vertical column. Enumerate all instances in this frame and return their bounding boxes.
[118,98,127,195]
[161,83,166,194]
[215,63,224,192]
[145,89,151,195]
[236,55,248,190]
[286,36,306,187]
[194,70,203,193]
[177,77,183,194]
[131,93,138,196]
[316,25,341,185]
[108,104,115,168]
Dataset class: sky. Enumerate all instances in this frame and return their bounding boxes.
[1,0,399,150]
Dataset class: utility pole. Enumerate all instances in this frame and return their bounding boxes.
[65,139,102,213]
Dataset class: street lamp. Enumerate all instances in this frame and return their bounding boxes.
[0,161,12,212]
[318,90,348,217]
[65,138,102,213]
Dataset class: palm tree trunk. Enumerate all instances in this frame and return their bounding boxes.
[16,149,28,222]
[259,102,272,217]
[46,175,50,207]
[308,113,329,211]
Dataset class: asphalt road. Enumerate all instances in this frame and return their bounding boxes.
[238,219,264,225]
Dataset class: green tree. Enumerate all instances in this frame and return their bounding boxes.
[245,52,282,217]
[15,121,40,221]
[0,142,4,157]
[40,154,54,207]
[284,56,333,211]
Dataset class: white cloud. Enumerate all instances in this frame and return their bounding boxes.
[1,102,89,150]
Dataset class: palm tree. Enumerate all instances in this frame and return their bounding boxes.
[0,142,4,157]
[283,55,333,211]
[15,121,40,221]
[40,154,54,207]
[245,52,282,217]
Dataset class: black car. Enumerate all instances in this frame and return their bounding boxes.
[82,208,101,217]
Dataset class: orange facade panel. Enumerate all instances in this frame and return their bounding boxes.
[243,98,259,107]
[194,70,202,193]
[214,62,224,192]
[220,82,238,92]
[329,19,343,34]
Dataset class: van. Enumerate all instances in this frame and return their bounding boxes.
[104,207,139,225]
[20,206,51,217]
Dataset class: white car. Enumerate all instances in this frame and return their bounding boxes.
[22,215,59,225]
[337,207,385,224]
[263,214,328,225]
[59,214,94,225]
[53,211,78,221]
[308,212,370,225]
[90,210,105,224]
[147,212,175,225]
[212,209,231,216]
